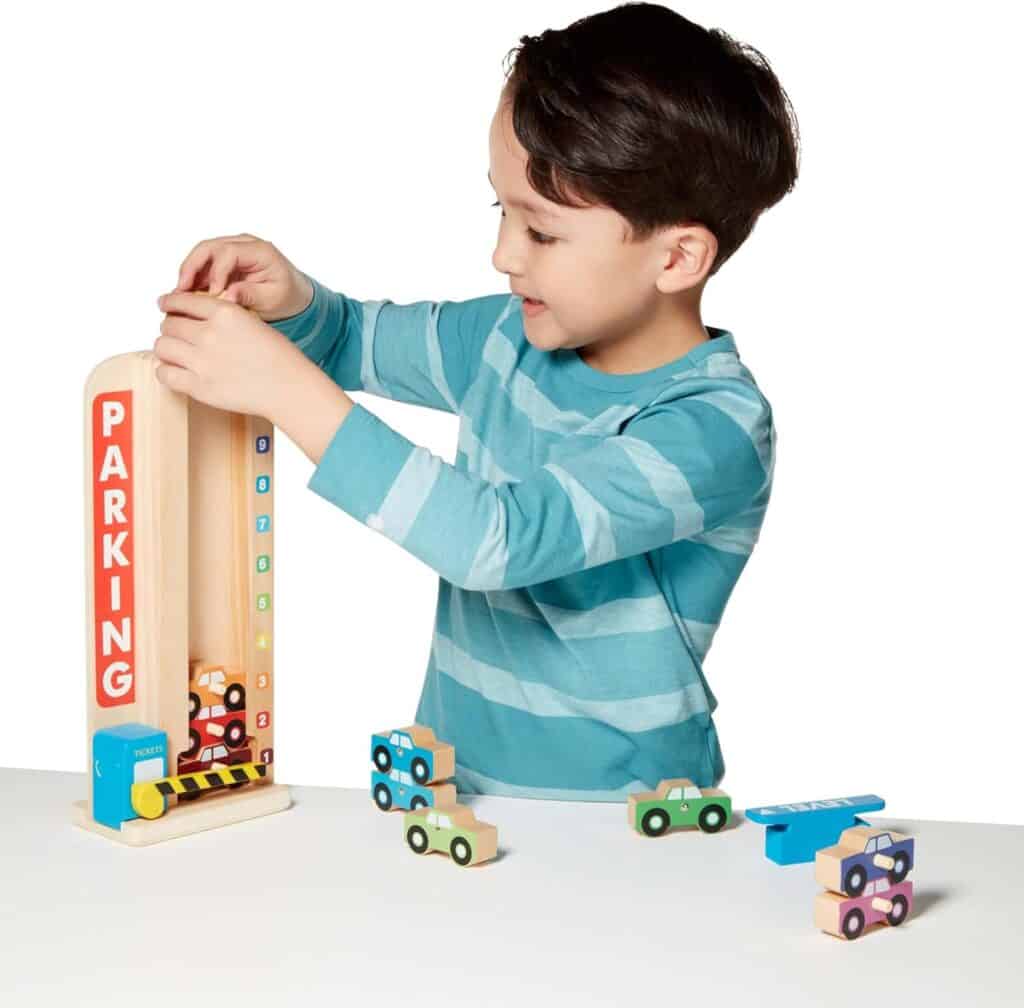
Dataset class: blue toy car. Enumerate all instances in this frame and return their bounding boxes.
[370,725,455,786]
[370,768,456,812]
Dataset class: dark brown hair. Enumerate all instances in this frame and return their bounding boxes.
[501,2,801,276]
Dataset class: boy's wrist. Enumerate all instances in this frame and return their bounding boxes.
[267,348,354,465]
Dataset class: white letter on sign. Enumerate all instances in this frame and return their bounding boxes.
[102,661,134,699]
[102,400,125,438]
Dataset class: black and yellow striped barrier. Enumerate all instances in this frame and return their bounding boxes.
[131,763,267,820]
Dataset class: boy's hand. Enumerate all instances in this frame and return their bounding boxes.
[153,291,302,419]
[163,232,313,321]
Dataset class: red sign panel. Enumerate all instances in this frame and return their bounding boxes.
[92,392,136,707]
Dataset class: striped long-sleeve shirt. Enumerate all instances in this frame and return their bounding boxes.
[270,274,775,801]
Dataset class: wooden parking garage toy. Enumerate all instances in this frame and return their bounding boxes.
[73,349,291,845]
[814,826,915,939]
[744,793,885,864]
[404,804,498,867]
[628,779,732,836]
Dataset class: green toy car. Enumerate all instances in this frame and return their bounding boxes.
[628,778,732,837]
[403,804,498,867]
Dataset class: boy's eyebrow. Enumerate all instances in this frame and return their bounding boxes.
[488,170,559,220]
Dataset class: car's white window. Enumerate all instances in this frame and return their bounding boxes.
[211,670,225,686]
[667,787,682,800]
[683,787,701,800]
[864,837,876,853]
[399,771,412,785]
[427,813,437,826]
[390,733,401,746]
[876,833,892,850]
[214,745,228,760]
[212,705,226,717]
[399,735,412,749]
[390,769,401,782]
[199,747,213,762]
[198,672,210,688]
[197,706,210,721]
[439,816,452,829]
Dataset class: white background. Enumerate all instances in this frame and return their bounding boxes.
[2,2,1019,823]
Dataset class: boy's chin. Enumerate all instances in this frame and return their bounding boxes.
[522,315,568,351]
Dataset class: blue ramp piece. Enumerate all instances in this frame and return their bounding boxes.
[744,794,885,865]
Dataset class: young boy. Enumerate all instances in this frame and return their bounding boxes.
[153,3,799,800]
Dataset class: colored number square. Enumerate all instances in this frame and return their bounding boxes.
[256,554,271,573]
[256,592,271,612]
[256,632,271,650]
[256,475,270,494]
[255,435,271,454]
[257,710,271,730]
[257,672,270,690]
[260,748,274,765]
[256,515,271,533]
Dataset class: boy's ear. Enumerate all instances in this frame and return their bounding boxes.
[655,224,717,294]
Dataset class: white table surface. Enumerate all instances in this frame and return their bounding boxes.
[2,768,1020,1006]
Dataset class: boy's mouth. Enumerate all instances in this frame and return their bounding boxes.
[522,296,547,316]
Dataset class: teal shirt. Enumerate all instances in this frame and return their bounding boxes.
[271,275,775,800]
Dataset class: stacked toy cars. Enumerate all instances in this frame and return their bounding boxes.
[370,725,456,812]
[813,825,915,940]
[370,724,497,867]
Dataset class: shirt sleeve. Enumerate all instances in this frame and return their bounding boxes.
[305,382,774,591]
[268,272,512,415]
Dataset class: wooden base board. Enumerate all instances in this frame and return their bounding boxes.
[71,783,292,847]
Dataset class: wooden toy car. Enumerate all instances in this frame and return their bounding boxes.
[177,742,254,798]
[403,804,497,866]
[815,879,913,939]
[371,725,454,786]
[628,778,731,836]
[815,826,914,897]
[189,661,246,714]
[371,769,456,812]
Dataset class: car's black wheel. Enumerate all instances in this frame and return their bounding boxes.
[889,852,911,884]
[410,795,428,811]
[842,908,865,940]
[450,836,473,866]
[641,809,670,837]
[224,684,246,711]
[406,825,429,854]
[183,728,201,759]
[698,804,727,833]
[410,757,430,785]
[887,895,909,926]
[373,746,392,773]
[843,865,867,897]
[225,720,246,748]
[188,692,201,719]
[373,783,392,811]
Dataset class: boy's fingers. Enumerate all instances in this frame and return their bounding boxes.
[178,234,253,290]
[157,290,222,320]
[154,332,200,371]
[154,362,195,396]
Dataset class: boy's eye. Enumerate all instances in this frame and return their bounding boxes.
[490,200,555,244]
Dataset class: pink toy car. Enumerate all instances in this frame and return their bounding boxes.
[814,879,913,939]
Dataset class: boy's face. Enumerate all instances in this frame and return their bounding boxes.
[488,92,678,355]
